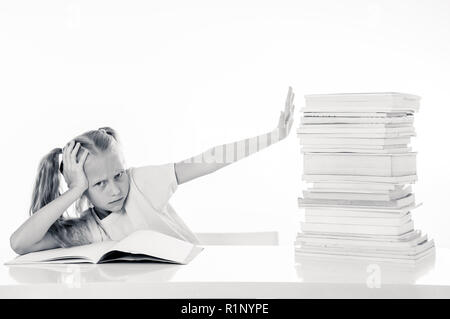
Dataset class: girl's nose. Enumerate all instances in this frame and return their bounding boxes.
[108,182,121,196]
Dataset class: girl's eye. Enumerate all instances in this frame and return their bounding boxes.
[115,171,124,179]
[95,181,105,187]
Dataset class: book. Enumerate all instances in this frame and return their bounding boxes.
[304,92,420,104]
[304,112,413,118]
[297,238,433,255]
[303,186,412,201]
[302,107,418,113]
[298,136,411,146]
[304,208,410,219]
[301,144,409,149]
[299,122,413,127]
[296,240,434,263]
[4,230,204,265]
[302,203,419,215]
[302,92,420,112]
[302,144,409,150]
[308,188,404,195]
[300,220,414,236]
[311,182,402,191]
[297,125,415,133]
[296,231,426,248]
[301,147,411,154]
[297,238,433,256]
[299,229,421,241]
[295,248,434,265]
[301,116,414,124]
[302,174,417,184]
[298,193,415,208]
[298,132,415,138]
[303,153,416,177]
[304,212,412,226]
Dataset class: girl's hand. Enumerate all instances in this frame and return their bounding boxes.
[61,141,90,192]
[276,86,295,140]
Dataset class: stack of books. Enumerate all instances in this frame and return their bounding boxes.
[295,92,435,264]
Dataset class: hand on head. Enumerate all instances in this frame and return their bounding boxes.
[61,140,90,191]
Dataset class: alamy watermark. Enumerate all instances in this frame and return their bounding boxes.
[366,264,381,288]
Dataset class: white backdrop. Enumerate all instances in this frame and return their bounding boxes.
[1,0,449,261]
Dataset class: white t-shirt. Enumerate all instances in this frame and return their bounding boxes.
[88,162,200,245]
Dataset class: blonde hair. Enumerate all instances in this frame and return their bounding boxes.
[29,127,121,248]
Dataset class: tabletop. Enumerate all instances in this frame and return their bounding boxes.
[1,245,449,298]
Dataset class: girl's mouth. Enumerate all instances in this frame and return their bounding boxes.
[109,197,123,204]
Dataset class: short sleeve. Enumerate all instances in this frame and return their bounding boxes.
[130,162,179,210]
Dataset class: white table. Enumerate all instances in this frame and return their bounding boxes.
[1,246,449,298]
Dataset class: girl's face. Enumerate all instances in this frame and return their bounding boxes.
[83,149,130,212]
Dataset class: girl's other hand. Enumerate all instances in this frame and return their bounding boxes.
[62,141,90,192]
[276,86,295,140]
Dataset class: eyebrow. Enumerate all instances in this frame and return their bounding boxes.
[92,169,125,184]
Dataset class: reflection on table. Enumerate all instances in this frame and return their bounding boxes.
[295,251,436,285]
[8,263,181,288]
[1,245,450,298]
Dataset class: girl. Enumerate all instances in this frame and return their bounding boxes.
[10,87,295,255]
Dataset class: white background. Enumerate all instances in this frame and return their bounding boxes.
[1,0,449,262]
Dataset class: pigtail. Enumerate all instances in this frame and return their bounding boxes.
[29,148,94,248]
[29,148,62,215]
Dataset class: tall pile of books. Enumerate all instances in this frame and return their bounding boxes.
[295,92,435,264]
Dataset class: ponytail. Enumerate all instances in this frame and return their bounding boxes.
[29,148,94,248]
[29,148,62,215]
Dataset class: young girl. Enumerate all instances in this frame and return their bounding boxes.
[10,87,295,255]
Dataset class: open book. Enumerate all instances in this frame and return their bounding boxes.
[4,230,204,265]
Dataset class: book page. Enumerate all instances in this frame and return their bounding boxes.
[5,240,117,265]
[98,251,180,263]
[109,230,201,264]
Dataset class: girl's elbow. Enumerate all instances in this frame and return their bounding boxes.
[10,233,29,255]
[10,236,24,255]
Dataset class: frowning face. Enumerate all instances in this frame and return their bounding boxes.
[83,149,130,212]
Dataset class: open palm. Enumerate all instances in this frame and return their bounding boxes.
[276,86,295,140]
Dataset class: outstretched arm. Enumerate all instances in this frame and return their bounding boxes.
[174,87,295,185]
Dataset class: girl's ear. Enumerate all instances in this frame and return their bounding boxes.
[75,193,92,215]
